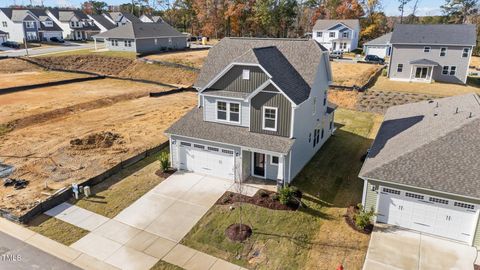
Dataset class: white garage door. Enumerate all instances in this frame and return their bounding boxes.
[377,187,478,243]
[366,46,388,58]
[178,141,235,180]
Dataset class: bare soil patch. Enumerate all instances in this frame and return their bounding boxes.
[145,50,209,68]
[471,56,480,69]
[0,92,197,216]
[70,131,124,150]
[217,190,300,211]
[0,71,92,89]
[331,62,381,87]
[0,78,169,125]
[0,58,40,73]
[328,90,360,110]
[356,90,439,114]
[118,62,197,87]
[225,223,252,242]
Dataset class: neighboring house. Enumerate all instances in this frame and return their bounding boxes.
[0,8,62,42]
[93,22,187,53]
[0,30,8,42]
[388,24,477,84]
[312,19,360,52]
[46,9,100,40]
[363,32,392,58]
[88,14,116,33]
[360,93,480,246]
[105,12,142,26]
[165,38,335,186]
[139,14,163,23]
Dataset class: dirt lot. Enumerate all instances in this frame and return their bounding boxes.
[371,76,480,96]
[144,50,209,68]
[471,56,480,68]
[0,58,41,73]
[0,71,92,89]
[0,78,171,125]
[29,55,198,87]
[330,62,382,86]
[0,91,197,216]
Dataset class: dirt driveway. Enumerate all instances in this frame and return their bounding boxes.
[363,225,477,270]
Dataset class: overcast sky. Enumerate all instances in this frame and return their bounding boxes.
[7,0,444,16]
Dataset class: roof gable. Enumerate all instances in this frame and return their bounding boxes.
[313,19,359,31]
[390,24,477,46]
[93,22,184,39]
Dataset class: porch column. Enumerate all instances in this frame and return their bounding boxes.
[277,155,284,181]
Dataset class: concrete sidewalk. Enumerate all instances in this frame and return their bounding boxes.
[0,217,119,270]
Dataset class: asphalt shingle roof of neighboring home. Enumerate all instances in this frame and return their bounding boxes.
[89,14,116,30]
[409,59,439,66]
[196,37,330,103]
[359,93,480,198]
[49,9,88,21]
[390,24,477,46]
[0,8,62,31]
[364,32,392,46]
[313,19,360,30]
[121,12,142,23]
[94,22,185,39]
[165,107,295,154]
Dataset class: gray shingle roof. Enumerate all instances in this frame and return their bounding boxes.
[364,32,392,46]
[313,19,360,30]
[409,58,439,65]
[0,8,62,31]
[93,22,185,39]
[195,38,330,101]
[359,93,480,198]
[390,24,477,46]
[121,12,142,23]
[165,107,295,154]
[89,14,116,30]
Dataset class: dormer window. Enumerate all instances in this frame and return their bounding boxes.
[424,46,430,53]
[263,107,277,131]
[242,69,250,80]
[216,101,240,123]
[342,32,348,38]
[440,47,447,57]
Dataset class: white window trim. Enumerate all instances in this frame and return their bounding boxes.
[262,106,278,132]
[342,32,348,38]
[449,66,457,76]
[316,32,322,37]
[423,46,430,53]
[462,47,470,58]
[440,47,447,57]
[329,32,335,38]
[270,155,279,165]
[215,100,241,124]
[442,65,449,75]
[397,64,403,72]
[312,97,317,115]
[242,69,250,80]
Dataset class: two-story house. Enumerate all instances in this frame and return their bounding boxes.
[46,9,100,40]
[88,14,116,33]
[139,14,163,23]
[312,19,360,52]
[388,24,477,84]
[104,12,142,26]
[0,8,62,43]
[165,38,335,186]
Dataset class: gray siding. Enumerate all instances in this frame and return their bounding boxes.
[250,87,292,137]
[203,96,250,127]
[265,154,279,180]
[106,37,187,53]
[241,151,251,181]
[105,38,137,52]
[210,65,269,93]
[389,44,472,84]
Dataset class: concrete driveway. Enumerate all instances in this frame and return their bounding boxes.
[363,225,477,270]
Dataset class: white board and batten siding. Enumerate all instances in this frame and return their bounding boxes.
[376,186,479,244]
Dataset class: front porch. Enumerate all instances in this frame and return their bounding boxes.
[240,150,289,188]
[408,59,439,83]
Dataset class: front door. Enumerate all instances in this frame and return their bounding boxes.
[333,42,337,50]
[253,152,265,177]
[414,67,430,80]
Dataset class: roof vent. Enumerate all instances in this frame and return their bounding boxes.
[468,112,473,119]
[435,102,439,108]
[455,107,459,114]
[428,100,434,104]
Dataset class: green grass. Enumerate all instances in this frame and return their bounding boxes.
[181,109,381,270]
[37,48,138,59]
[27,214,89,246]
[0,124,12,137]
[150,260,183,270]
[467,76,480,88]
[68,150,168,218]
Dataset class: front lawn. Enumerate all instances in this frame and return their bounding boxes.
[27,214,89,246]
[68,150,168,218]
[181,109,383,270]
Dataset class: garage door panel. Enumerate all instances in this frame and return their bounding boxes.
[377,186,478,243]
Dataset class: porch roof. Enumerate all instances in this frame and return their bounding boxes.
[165,107,295,154]
[203,90,250,99]
[409,59,439,66]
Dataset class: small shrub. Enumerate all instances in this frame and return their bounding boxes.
[381,69,387,77]
[158,152,170,172]
[354,203,376,229]
[278,186,295,205]
[258,190,269,198]
[271,193,279,201]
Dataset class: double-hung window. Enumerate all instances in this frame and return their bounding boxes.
[462,48,470,58]
[316,32,322,37]
[312,97,317,115]
[263,107,277,131]
[423,46,430,53]
[2,21,7,27]
[440,47,447,57]
[270,156,279,165]
[216,101,240,123]
[342,32,348,38]
[449,66,456,76]
[397,64,403,72]
[323,90,327,106]
[442,66,449,75]
[329,32,335,38]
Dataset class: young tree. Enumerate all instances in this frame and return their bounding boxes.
[398,0,412,23]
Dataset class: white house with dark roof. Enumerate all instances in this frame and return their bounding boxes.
[0,30,8,42]
[312,19,360,52]
[360,93,480,246]
[0,8,63,42]
[93,22,187,53]
[388,24,477,84]
[165,38,335,186]
[88,14,116,33]
[363,32,392,58]
[105,12,142,26]
[139,14,163,23]
[46,9,100,40]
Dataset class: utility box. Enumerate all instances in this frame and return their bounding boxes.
[84,186,91,197]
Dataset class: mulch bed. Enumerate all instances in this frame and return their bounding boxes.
[474,265,480,270]
[216,190,301,211]
[225,223,252,242]
[155,168,176,178]
[344,205,374,234]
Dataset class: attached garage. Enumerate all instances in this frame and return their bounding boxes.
[376,186,478,243]
[177,141,235,180]
[364,45,391,58]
